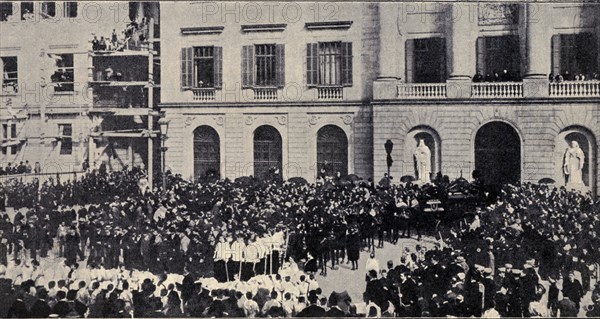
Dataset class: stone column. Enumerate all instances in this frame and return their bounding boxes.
[378,2,401,80]
[523,3,550,97]
[446,3,475,98]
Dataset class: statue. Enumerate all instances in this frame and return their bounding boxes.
[414,139,431,183]
[563,141,585,186]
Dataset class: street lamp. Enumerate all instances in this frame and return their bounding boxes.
[385,139,394,177]
[158,117,170,193]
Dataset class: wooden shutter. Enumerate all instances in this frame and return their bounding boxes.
[476,37,486,75]
[241,45,255,88]
[405,39,414,83]
[180,47,193,90]
[341,42,353,86]
[275,44,285,88]
[306,43,319,86]
[551,35,561,76]
[213,46,223,88]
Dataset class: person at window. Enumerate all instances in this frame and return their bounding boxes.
[25,161,32,174]
[548,73,554,83]
[105,66,114,81]
[493,71,500,82]
[501,69,511,82]
[563,71,572,81]
[484,73,493,82]
[91,36,99,51]
[111,29,118,50]
[473,72,483,83]
[98,37,107,51]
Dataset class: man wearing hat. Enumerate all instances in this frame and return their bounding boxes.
[562,271,584,310]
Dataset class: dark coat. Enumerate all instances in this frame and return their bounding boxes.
[296,304,326,317]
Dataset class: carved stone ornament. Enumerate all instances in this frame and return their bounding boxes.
[213,116,224,126]
[185,116,196,127]
[276,115,287,126]
[308,115,320,126]
[245,116,256,126]
[341,115,354,125]
[478,3,519,26]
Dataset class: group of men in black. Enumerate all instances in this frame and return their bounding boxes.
[1,167,599,317]
[0,161,35,176]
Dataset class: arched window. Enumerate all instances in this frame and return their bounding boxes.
[193,126,220,181]
[253,125,282,180]
[475,121,521,185]
[317,125,348,177]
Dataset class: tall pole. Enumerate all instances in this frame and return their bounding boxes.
[147,18,154,191]
[161,136,166,193]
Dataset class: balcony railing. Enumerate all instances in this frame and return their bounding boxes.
[471,82,523,98]
[397,83,447,99]
[549,81,600,98]
[254,88,278,101]
[193,88,216,102]
[317,87,344,100]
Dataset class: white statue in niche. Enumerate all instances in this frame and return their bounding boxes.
[563,140,585,186]
[414,139,431,183]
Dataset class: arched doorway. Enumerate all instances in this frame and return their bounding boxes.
[254,125,282,180]
[475,122,521,185]
[317,125,348,177]
[193,126,220,181]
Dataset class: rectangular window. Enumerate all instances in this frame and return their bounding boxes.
[21,2,34,20]
[242,44,285,88]
[307,42,352,87]
[194,47,215,88]
[0,2,12,22]
[41,2,55,18]
[63,2,77,18]
[52,54,74,92]
[412,38,447,83]
[255,44,276,87]
[476,35,521,81]
[1,56,18,94]
[559,33,598,79]
[59,124,73,155]
[2,124,18,155]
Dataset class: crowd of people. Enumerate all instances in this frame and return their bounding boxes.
[0,167,599,317]
[549,71,600,83]
[0,161,38,176]
[90,16,150,52]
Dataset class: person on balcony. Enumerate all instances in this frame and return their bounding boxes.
[473,72,483,83]
[98,37,107,51]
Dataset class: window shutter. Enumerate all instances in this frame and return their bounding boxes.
[476,37,486,75]
[275,44,285,88]
[213,46,223,88]
[306,43,318,86]
[405,39,414,83]
[551,35,561,76]
[341,42,353,86]
[181,47,193,90]
[241,45,255,88]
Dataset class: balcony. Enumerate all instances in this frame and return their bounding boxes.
[253,88,278,101]
[397,83,447,99]
[549,81,600,98]
[193,88,216,102]
[317,87,344,100]
[471,82,523,98]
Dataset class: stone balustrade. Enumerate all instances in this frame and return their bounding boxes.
[317,87,344,100]
[397,83,447,99]
[192,88,216,101]
[471,82,523,98]
[549,81,600,98]
[253,88,278,101]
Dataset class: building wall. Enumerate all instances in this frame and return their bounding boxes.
[1,1,138,172]
[373,101,600,194]
[160,2,378,182]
